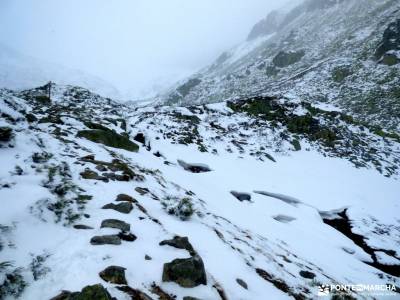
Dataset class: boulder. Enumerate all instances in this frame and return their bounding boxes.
[101,219,130,232]
[133,133,146,144]
[99,266,127,284]
[50,284,114,300]
[102,202,133,214]
[118,232,137,242]
[90,235,121,245]
[80,169,109,182]
[162,255,207,288]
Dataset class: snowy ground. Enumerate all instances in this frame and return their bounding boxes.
[0,85,399,299]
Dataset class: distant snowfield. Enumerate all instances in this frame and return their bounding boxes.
[0,87,399,299]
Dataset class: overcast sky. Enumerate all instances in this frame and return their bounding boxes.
[0,0,290,99]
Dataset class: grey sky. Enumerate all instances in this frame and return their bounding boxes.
[0,0,290,99]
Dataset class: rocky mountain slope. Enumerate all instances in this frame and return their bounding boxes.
[0,84,399,299]
[161,0,400,132]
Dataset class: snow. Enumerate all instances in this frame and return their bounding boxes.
[1,86,399,299]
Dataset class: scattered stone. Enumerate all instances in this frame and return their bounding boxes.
[133,133,146,144]
[118,232,137,242]
[299,270,316,279]
[177,159,212,173]
[236,278,248,289]
[183,297,202,300]
[99,266,127,284]
[162,255,207,288]
[50,284,114,300]
[102,202,133,214]
[145,255,152,261]
[159,236,196,256]
[73,224,94,230]
[116,194,135,202]
[0,127,13,143]
[82,154,95,161]
[101,219,130,231]
[135,187,150,195]
[150,283,176,300]
[273,215,296,223]
[80,169,109,182]
[230,191,251,202]
[32,152,52,163]
[90,235,121,245]
[116,286,153,300]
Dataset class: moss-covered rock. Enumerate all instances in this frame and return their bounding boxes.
[50,284,114,300]
[77,129,139,152]
[381,53,399,66]
[273,50,305,68]
[99,266,127,285]
[332,66,352,82]
[162,255,207,288]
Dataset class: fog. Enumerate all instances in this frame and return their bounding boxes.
[0,0,290,99]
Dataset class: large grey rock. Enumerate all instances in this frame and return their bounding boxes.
[101,219,130,232]
[162,255,207,288]
[90,235,121,245]
[102,202,133,214]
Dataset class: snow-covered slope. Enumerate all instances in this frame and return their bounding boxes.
[0,44,120,99]
[160,0,400,132]
[0,84,399,299]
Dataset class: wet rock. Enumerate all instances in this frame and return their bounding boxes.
[116,194,135,202]
[230,191,251,202]
[299,270,316,279]
[236,278,248,289]
[116,286,153,300]
[50,284,114,300]
[99,266,127,284]
[118,232,137,242]
[73,224,94,230]
[0,127,13,143]
[177,159,212,173]
[90,235,121,245]
[162,255,207,288]
[101,219,130,231]
[159,236,196,256]
[102,202,133,214]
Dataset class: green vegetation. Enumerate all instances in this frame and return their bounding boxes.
[77,129,139,152]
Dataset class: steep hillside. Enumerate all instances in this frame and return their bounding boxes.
[161,0,400,131]
[1,84,399,299]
